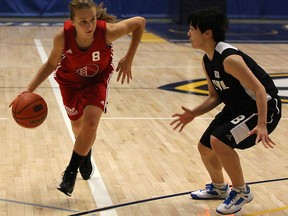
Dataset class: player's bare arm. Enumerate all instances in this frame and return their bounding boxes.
[105,17,146,44]
[26,29,65,93]
[193,62,222,115]
[106,17,146,84]
[171,61,221,132]
[9,29,64,107]
[188,61,222,117]
[224,54,275,148]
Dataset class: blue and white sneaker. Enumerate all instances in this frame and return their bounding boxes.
[216,185,253,215]
[191,183,230,200]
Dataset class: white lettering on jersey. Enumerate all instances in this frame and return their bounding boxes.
[212,80,230,91]
[231,115,245,124]
[92,51,100,61]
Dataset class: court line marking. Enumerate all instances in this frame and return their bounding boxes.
[34,39,117,216]
[244,205,288,216]
[2,117,288,120]
[100,117,288,120]
[132,65,201,68]
[68,177,288,216]
[0,117,211,121]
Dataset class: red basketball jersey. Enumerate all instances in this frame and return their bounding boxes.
[54,20,113,88]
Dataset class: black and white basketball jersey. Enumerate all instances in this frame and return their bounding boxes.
[203,41,278,114]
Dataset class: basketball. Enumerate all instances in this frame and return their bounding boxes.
[12,92,48,128]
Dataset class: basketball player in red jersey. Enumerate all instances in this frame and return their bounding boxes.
[10,0,145,196]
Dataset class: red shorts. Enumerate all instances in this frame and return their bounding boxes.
[58,72,113,121]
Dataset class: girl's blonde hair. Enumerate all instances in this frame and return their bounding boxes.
[69,0,116,23]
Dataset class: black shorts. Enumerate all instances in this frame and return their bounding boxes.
[200,97,282,150]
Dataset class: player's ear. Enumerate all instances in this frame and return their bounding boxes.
[204,29,213,38]
[70,18,75,26]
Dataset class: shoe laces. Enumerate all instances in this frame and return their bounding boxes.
[223,190,237,205]
[62,170,77,183]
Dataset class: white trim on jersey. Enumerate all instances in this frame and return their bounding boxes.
[267,98,281,124]
[215,41,238,54]
[241,83,272,101]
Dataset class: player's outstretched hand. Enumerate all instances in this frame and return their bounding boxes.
[170,106,195,132]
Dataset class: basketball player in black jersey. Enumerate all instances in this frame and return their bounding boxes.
[170,9,281,215]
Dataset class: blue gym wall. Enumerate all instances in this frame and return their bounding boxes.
[228,0,288,19]
[0,0,288,19]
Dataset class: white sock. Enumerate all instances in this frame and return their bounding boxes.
[234,184,247,192]
[212,182,227,189]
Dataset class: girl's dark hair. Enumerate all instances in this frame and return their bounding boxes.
[187,8,229,42]
[69,0,116,23]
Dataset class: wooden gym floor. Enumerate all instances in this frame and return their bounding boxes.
[0,19,287,216]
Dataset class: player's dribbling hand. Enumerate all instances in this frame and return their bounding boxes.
[9,90,30,107]
[170,106,195,132]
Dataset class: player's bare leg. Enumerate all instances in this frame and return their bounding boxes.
[211,136,253,214]
[58,105,101,195]
[210,136,244,187]
[191,143,230,199]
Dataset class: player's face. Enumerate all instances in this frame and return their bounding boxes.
[187,25,205,49]
[72,7,97,38]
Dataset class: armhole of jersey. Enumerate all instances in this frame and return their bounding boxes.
[203,55,207,64]
[203,55,209,71]
[97,20,106,29]
[63,20,72,51]
[221,49,240,63]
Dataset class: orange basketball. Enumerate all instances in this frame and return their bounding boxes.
[12,92,48,128]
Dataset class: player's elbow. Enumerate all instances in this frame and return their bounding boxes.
[134,16,146,29]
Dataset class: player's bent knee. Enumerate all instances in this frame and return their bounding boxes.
[210,136,233,154]
[198,142,213,155]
